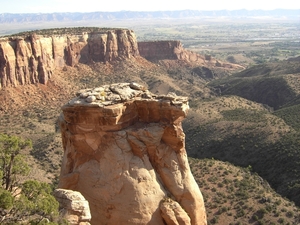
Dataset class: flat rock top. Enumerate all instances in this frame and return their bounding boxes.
[65,82,188,108]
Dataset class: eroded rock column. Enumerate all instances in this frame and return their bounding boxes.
[58,83,207,225]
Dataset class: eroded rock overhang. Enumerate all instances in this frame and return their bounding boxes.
[58,82,206,225]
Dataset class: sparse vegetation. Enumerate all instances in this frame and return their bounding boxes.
[184,94,300,206]
[189,158,300,224]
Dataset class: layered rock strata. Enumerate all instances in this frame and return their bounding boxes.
[0,29,139,89]
[138,40,207,62]
[138,40,242,70]
[58,83,207,225]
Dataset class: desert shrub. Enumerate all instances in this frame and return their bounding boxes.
[0,134,60,224]
[286,210,294,218]
[210,216,219,224]
[0,190,13,210]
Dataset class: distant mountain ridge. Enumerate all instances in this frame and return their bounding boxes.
[0,9,299,23]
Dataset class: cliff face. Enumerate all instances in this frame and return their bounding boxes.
[138,41,243,71]
[58,83,207,225]
[138,41,182,60]
[0,29,139,89]
[138,40,205,62]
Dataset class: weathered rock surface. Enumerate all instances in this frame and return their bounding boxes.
[0,29,139,89]
[58,83,207,225]
[54,188,91,225]
[160,198,191,225]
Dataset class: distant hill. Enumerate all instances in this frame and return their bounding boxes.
[0,9,299,23]
[209,59,300,110]
[185,58,300,206]
[184,94,300,207]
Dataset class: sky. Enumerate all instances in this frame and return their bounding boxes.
[0,0,299,14]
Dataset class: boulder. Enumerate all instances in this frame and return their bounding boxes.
[54,188,91,225]
[160,198,191,225]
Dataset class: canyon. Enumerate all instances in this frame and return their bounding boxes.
[1,25,300,224]
[0,28,240,90]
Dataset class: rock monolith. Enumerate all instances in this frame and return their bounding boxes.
[58,82,207,225]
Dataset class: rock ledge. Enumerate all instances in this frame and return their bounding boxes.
[68,82,188,107]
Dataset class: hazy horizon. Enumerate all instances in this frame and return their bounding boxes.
[0,0,299,14]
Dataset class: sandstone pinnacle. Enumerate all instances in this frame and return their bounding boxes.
[58,82,207,225]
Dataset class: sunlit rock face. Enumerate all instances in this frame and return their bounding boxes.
[54,188,91,225]
[138,40,205,62]
[0,29,139,89]
[58,82,207,225]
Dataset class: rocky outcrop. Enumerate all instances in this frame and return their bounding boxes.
[138,41,182,60]
[54,189,91,225]
[138,41,243,70]
[138,40,208,63]
[58,83,207,225]
[160,198,192,225]
[0,29,139,89]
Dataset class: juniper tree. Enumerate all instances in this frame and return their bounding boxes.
[0,134,61,224]
[0,133,31,191]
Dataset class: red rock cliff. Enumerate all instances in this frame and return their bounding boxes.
[0,29,139,89]
[138,40,204,62]
[58,83,207,225]
[138,40,244,71]
[138,41,182,60]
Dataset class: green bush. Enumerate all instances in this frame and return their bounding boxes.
[0,134,60,224]
[0,190,13,209]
